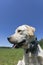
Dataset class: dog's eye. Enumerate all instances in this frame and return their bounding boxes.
[18,30,22,33]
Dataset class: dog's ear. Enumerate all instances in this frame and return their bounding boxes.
[25,25,35,36]
[30,26,35,33]
[29,26,35,36]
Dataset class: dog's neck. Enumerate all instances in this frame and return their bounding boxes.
[24,48,38,65]
[23,42,38,65]
[25,37,38,54]
[23,37,38,65]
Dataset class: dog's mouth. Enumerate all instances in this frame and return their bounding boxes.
[12,40,26,48]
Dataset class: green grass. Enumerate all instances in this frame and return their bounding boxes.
[0,48,23,65]
[0,44,43,65]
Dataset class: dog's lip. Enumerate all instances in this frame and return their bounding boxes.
[12,44,17,48]
[12,40,26,48]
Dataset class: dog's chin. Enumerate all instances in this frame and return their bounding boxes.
[12,40,26,48]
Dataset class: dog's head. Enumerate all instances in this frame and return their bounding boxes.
[7,25,35,49]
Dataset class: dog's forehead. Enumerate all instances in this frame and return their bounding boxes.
[16,25,27,31]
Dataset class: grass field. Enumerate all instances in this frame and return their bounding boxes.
[0,48,23,65]
[0,45,43,65]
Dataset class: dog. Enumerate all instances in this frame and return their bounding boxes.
[7,25,43,65]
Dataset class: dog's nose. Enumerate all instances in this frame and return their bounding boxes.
[7,37,10,41]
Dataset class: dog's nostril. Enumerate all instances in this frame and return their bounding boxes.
[7,37,10,41]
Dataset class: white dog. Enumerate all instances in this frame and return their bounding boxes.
[8,25,43,65]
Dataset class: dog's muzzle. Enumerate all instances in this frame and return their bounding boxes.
[7,37,26,48]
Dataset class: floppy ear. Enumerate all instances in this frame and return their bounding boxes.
[30,26,35,33]
[29,26,35,36]
[25,25,35,36]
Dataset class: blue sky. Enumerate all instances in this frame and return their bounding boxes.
[0,0,43,47]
